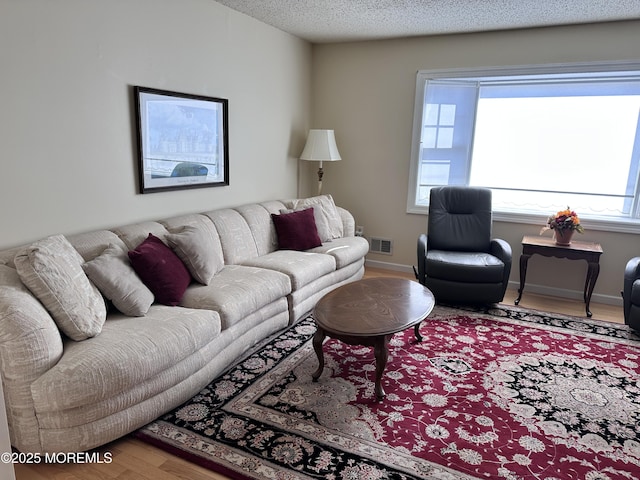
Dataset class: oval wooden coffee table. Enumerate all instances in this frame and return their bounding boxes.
[311,277,435,400]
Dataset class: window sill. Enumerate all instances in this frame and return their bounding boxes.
[494,212,640,235]
[408,206,640,235]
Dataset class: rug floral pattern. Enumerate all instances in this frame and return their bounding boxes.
[139,305,640,479]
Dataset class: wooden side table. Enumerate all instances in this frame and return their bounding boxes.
[515,235,603,317]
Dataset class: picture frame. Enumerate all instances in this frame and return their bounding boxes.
[134,86,229,193]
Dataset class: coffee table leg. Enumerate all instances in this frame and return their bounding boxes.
[373,336,389,400]
[414,322,423,342]
[311,327,326,382]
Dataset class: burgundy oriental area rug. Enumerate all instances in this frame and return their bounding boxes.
[137,304,640,480]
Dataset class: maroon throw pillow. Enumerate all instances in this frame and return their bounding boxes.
[128,234,191,306]
[271,208,322,251]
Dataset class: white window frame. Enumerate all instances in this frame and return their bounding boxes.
[407,60,640,234]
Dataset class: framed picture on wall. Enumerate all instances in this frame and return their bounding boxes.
[134,86,229,193]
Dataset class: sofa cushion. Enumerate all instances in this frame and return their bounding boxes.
[166,223,224,286]
[128,234,192,306]
[112,221,169,250]
[83,244,154,316]
[272,208,322,251]
[243,250,336,290]
[235,204,279,256]
[31,306,221,413]
[14,235,106,341]
[67,230,129,263]
[0,246,22,268]
[204,209,259,265]
[180,265,291,329]
[285,194,344,240]
[308,236,371,269]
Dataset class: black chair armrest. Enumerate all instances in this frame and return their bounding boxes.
[624,257,640,283]
[623,257,640,320]
[490,238,512,264]
[490,238,513,286]
[416,234,428,285]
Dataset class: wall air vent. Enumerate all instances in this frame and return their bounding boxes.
[369,237,393,255]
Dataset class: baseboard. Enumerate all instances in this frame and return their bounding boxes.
[507,280,622,307]
[365,259,623,307]
[365,259,415,275]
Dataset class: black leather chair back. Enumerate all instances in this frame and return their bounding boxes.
[428,186,492,252]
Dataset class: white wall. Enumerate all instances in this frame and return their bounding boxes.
[0,0,311,249]
[312,21,640,304]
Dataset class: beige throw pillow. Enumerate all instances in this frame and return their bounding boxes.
[83,244,154,316]
[15,234,106,341]
[166,224,223,285]
[287,194,344,240]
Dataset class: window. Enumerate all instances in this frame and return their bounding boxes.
[407,63,640,231]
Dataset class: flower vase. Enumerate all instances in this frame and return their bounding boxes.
[554,229,574,246]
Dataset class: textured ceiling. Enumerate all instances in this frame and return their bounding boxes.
[214,0,640,43]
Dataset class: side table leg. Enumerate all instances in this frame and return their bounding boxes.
[584,261,600,318]
[515,253,531,305]
[373,335,389,401]
[311,328,326,382]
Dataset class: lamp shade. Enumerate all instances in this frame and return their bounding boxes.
[300,129,341,162]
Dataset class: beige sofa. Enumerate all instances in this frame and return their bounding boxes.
[0,195,368,454]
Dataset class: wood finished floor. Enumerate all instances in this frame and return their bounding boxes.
[14,267,625,480]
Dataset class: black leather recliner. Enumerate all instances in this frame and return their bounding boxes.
[623,257,640,331]
[416,186,512,304]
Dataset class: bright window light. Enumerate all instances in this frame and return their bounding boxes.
[471,95,640,216]
[407,64,640,230]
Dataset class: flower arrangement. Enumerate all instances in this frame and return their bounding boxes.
[540,207,585,235]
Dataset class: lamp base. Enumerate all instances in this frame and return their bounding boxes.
[317,166,324,195]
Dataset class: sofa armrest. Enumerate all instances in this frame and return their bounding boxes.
[336,206,356,237]
[0,266,63,452]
